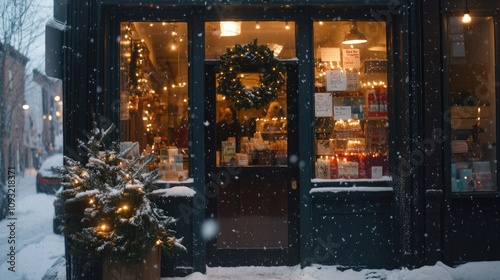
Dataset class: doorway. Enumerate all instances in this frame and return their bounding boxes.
[204,63,300,266]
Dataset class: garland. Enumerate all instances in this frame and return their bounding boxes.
[217,39,286,110]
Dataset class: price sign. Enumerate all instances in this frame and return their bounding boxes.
[334,106,352,120]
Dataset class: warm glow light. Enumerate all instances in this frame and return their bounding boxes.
[462,13,471,24]
[342,22,368,45]
[156,239,162,245]
[285,22,290,30]
[100,224,108,231]
[54,95,61,102]
[255,21,261,29]
[220,21,241,37]
[267,43,283,57]
[89,199,94,204]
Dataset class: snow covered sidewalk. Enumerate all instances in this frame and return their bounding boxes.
[164,262,500,280]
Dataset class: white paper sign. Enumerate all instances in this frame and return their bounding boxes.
[371,166,383,179]
[342,49,361,69]
[338,161,359,179]
[315,92,333,117]
[334,106,352,120]
[346,73,360,91]
[320,47,341,62]
[326,70,347,91]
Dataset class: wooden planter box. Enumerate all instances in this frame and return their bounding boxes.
[102,246,161,280]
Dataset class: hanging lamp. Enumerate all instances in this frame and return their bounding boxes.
[462,0,471,24]
[342,22,367,45]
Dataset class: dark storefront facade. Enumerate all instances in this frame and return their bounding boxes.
[46,0,500,278]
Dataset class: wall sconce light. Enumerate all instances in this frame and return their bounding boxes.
[342,22,368,45]
[255,21,261,29]
[220,21,241,37]
[462,0,471,24]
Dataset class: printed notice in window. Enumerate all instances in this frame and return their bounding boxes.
[342,49,360,69]
[315,92,333,117]
[326,70,347,91]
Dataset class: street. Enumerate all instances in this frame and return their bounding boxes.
[0,171,64,280]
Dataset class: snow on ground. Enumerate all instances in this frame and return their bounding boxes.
[2,173,500,280]
[164,262,500,280]
[0,173,65,280]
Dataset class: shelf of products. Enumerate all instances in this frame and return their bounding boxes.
[314,54,389,180]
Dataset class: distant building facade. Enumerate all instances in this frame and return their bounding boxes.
[24,69,63,170]
[0,43,28,179]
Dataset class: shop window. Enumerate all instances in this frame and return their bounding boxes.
[313,20,390,181]
[205,21,295,167]
[448,17,497,192]
[119,22,189,181]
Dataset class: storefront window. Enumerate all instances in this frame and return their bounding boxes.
[205,21,295,167]
[313,20,390,180]
[448,16,497,192]
[119,22,189,181]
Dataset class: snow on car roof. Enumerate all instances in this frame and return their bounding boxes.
[40,153,64,171]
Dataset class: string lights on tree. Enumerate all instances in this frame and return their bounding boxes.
[55,117,183,270]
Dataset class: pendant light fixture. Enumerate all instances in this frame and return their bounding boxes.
[342,22,368,45]
[220,21,242,37]
[462,0,471,24]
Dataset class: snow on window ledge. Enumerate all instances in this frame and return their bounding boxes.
[311,176,393,184]
[310,186,393,194]
[151,186,196,197]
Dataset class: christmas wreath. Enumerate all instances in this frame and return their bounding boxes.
[217,39,286,110]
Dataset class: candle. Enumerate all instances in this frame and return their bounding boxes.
[329,156,338,179]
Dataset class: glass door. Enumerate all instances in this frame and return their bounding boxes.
[204,63,299,266]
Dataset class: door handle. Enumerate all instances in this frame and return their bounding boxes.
[291,179,298,190]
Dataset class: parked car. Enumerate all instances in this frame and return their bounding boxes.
[36,153,63,194]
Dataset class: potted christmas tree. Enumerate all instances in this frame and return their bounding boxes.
[55,120,183,279]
